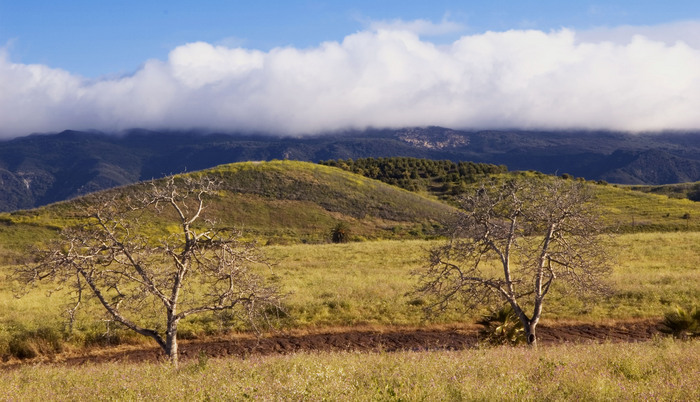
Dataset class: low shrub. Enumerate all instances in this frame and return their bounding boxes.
[476,305,524,345]
[659,305,700,339]
[330,222,350,243]
[6,326,63,360]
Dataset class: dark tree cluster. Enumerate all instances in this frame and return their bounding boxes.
[320,157,507,197]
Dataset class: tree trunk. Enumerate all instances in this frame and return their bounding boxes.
[165,321,179,367]
[525,322,537,347]
[509,301,537,347]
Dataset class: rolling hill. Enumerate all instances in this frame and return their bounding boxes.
[2,127,700,211]
[2,159,700,266]
[0,160,456,258]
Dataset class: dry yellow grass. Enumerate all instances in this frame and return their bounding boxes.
[1,232,698,359]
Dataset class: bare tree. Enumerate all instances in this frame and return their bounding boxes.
[16,175,280,366]
[416,177,613,346]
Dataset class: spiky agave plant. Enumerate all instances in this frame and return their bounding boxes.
[477,305,525,346]
[659,306,700,339]
[330,222,351,243]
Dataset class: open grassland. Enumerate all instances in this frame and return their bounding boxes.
[0,163,699,358]
[1,232,698,359]
[1,162,698,398]
[268,232,700,326]
[1,339,698,400]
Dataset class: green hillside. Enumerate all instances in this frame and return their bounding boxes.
[594,182,700,232]
[2,160,700,262]
[1,160,700,361]
[320,157,700,232]
[0,160,456,255]
[626,181,700,201]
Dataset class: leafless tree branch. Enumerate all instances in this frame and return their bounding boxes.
[415,176,613,346]
[14,175,282,366]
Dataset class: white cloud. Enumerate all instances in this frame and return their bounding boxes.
[2,21,700,138]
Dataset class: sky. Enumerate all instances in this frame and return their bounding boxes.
[2,1,700,138]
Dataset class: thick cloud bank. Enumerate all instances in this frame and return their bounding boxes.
[2,24,700,138]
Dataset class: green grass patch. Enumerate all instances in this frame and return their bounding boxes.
[269,233,700,324]
[626,181,700,201]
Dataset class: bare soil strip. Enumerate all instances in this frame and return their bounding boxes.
[2,319,662,368]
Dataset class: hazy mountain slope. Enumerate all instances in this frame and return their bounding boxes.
[599,149,700,184]
[0,130,143,210]
[1,127,700,211]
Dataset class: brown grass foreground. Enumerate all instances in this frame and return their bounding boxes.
[0,337,697,400]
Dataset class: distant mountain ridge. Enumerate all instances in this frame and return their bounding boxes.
[1,127,700,211]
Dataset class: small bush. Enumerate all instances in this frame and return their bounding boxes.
[330,222,350,243]
[659,306,700,339]
[7,327,64,360]
[407,298,426,307]
[476,305,525,345]
[8,338,38,360]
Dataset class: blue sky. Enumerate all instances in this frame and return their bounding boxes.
[2,1,700,137]
[3,1,700,77]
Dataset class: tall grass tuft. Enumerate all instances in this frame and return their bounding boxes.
[659,305,700,339]
[6,326,63,359]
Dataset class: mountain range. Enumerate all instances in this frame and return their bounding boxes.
[1,127,700,212]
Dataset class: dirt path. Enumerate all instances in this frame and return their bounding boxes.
[2,319,662,368]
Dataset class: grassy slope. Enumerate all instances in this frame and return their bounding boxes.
[626,181,700,201]
[203,161,455,242]
[0,160,456,254]
[496,172,700,232]
[2,162,700,256]
[593,182,700,232]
